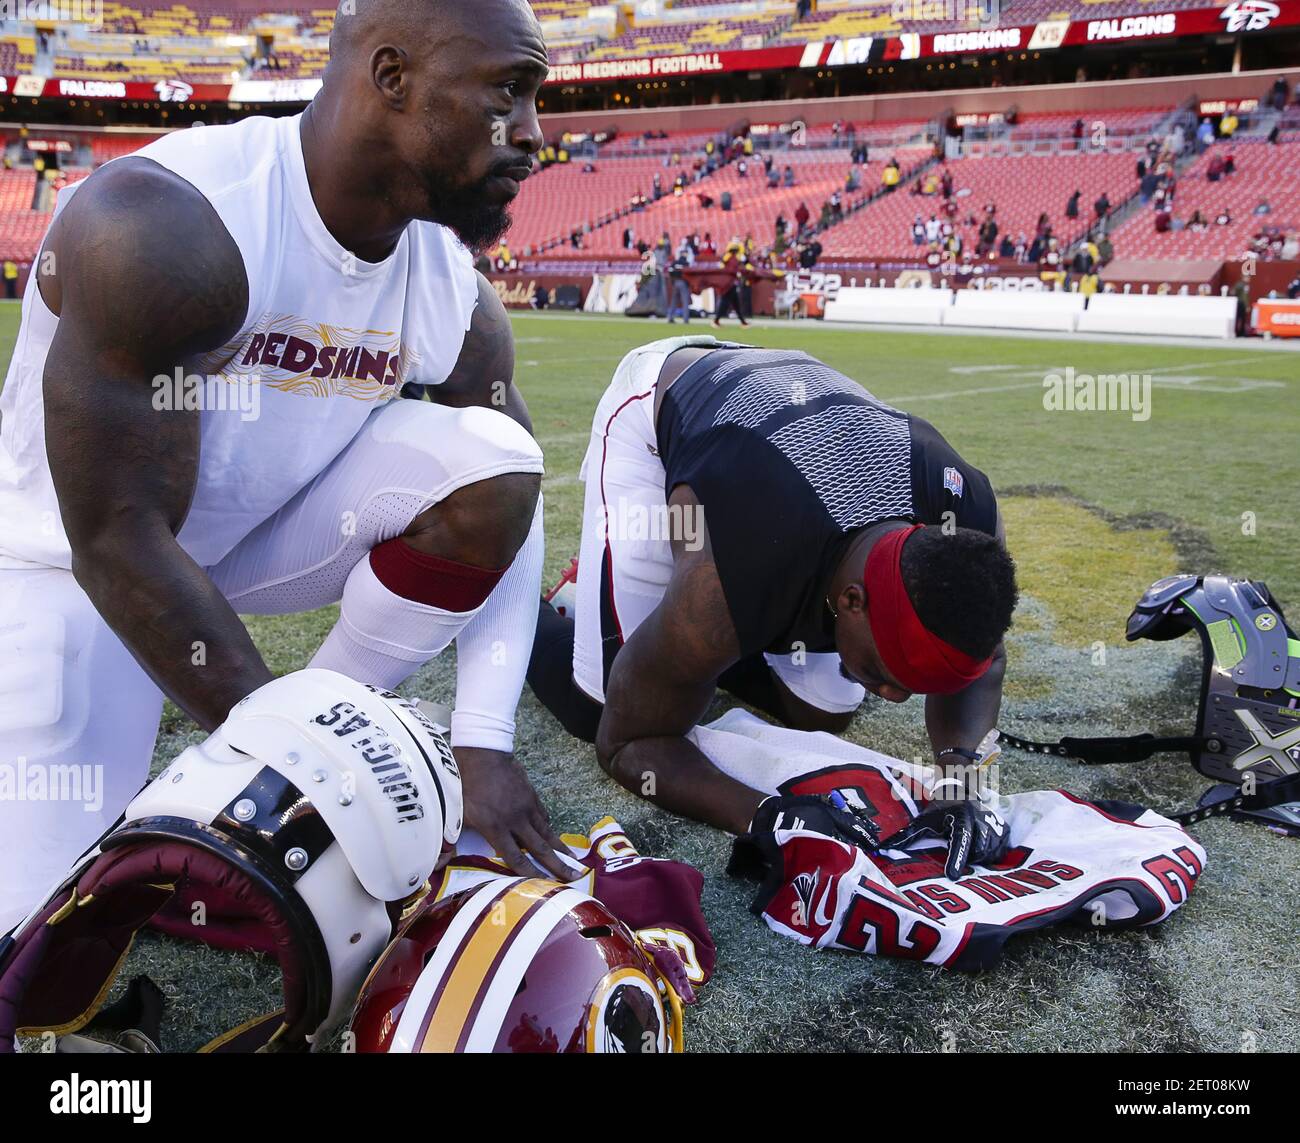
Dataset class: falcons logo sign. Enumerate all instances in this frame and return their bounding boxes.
[1219,0,1280,32]
[154,79,195,102]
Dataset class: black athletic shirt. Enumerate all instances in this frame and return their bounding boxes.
[655,347,999,659]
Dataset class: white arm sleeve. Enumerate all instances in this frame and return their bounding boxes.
[450,496,545,753]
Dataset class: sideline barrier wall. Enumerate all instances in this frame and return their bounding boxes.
[1075,293,1238,339]
[824,286,954,326]
[944,290,1085,332]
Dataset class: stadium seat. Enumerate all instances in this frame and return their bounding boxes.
[1107,141,1300,262]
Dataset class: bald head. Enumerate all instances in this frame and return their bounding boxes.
[315,0,548,251]
[329,0,542,72]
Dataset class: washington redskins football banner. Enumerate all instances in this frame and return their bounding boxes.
[541,0,1300,86]
[0,0,1291,104]
[695,711,1205,970]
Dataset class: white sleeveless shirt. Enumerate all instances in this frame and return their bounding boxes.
[0,113,480,570]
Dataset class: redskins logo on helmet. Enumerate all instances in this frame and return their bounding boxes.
[351,876,684,1053]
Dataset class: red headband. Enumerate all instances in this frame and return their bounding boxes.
[863,525,993,695]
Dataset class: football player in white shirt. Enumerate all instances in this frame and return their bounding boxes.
[0,0,576,934]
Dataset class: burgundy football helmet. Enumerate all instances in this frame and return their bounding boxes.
[350,876,685,1053]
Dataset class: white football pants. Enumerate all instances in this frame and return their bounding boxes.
[0,398,541,934]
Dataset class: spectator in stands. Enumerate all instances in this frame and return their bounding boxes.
[767,165,781,189]
[920,171,939,196]
[940,168,953,199]
[912,217,925,246]
[783,165,796,187]
[721,191,733,212]
[1014,233,1029,263]
[1155,203,1173,233]
[700,232,717,259]
[797,0,812,18]
[997,233,1014,259]
[1039,237,1064,288]
[1224,153,1236,175]
[1136,156,1147,181]
[1094,192,1111,223]
[794,201,810,233]
[666,259,692,325]
[830,191,843,220]
[737,160,748,179]
[1216,208,1233,226]
[924,215,940,244]
[3,259,17,301]
[977,216,998,257]
[1270,76,1289,112]
[623,226,636,250]
[1027,233,1044,263]
[881,158,901,191]
[1034,211,1050,239]
[1196,118,1215,152]
[1072,118,1084,141]
[1187,210,1209,233]
[697,191,715,210]
[1286,274,1300,300]
[1253,200,1269,216]
[846,167,861,193]
[1220,111,1238,138]
[1065,189,1081,220]
[30,155,44,212]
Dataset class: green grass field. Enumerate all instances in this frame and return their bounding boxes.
[5,306,1299,1053]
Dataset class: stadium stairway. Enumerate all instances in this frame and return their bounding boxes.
[808,149,942,257]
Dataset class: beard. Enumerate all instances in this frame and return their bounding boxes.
[422,171,513,255]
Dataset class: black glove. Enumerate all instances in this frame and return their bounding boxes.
[883,799,1010,880]
[749,793,881,852]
